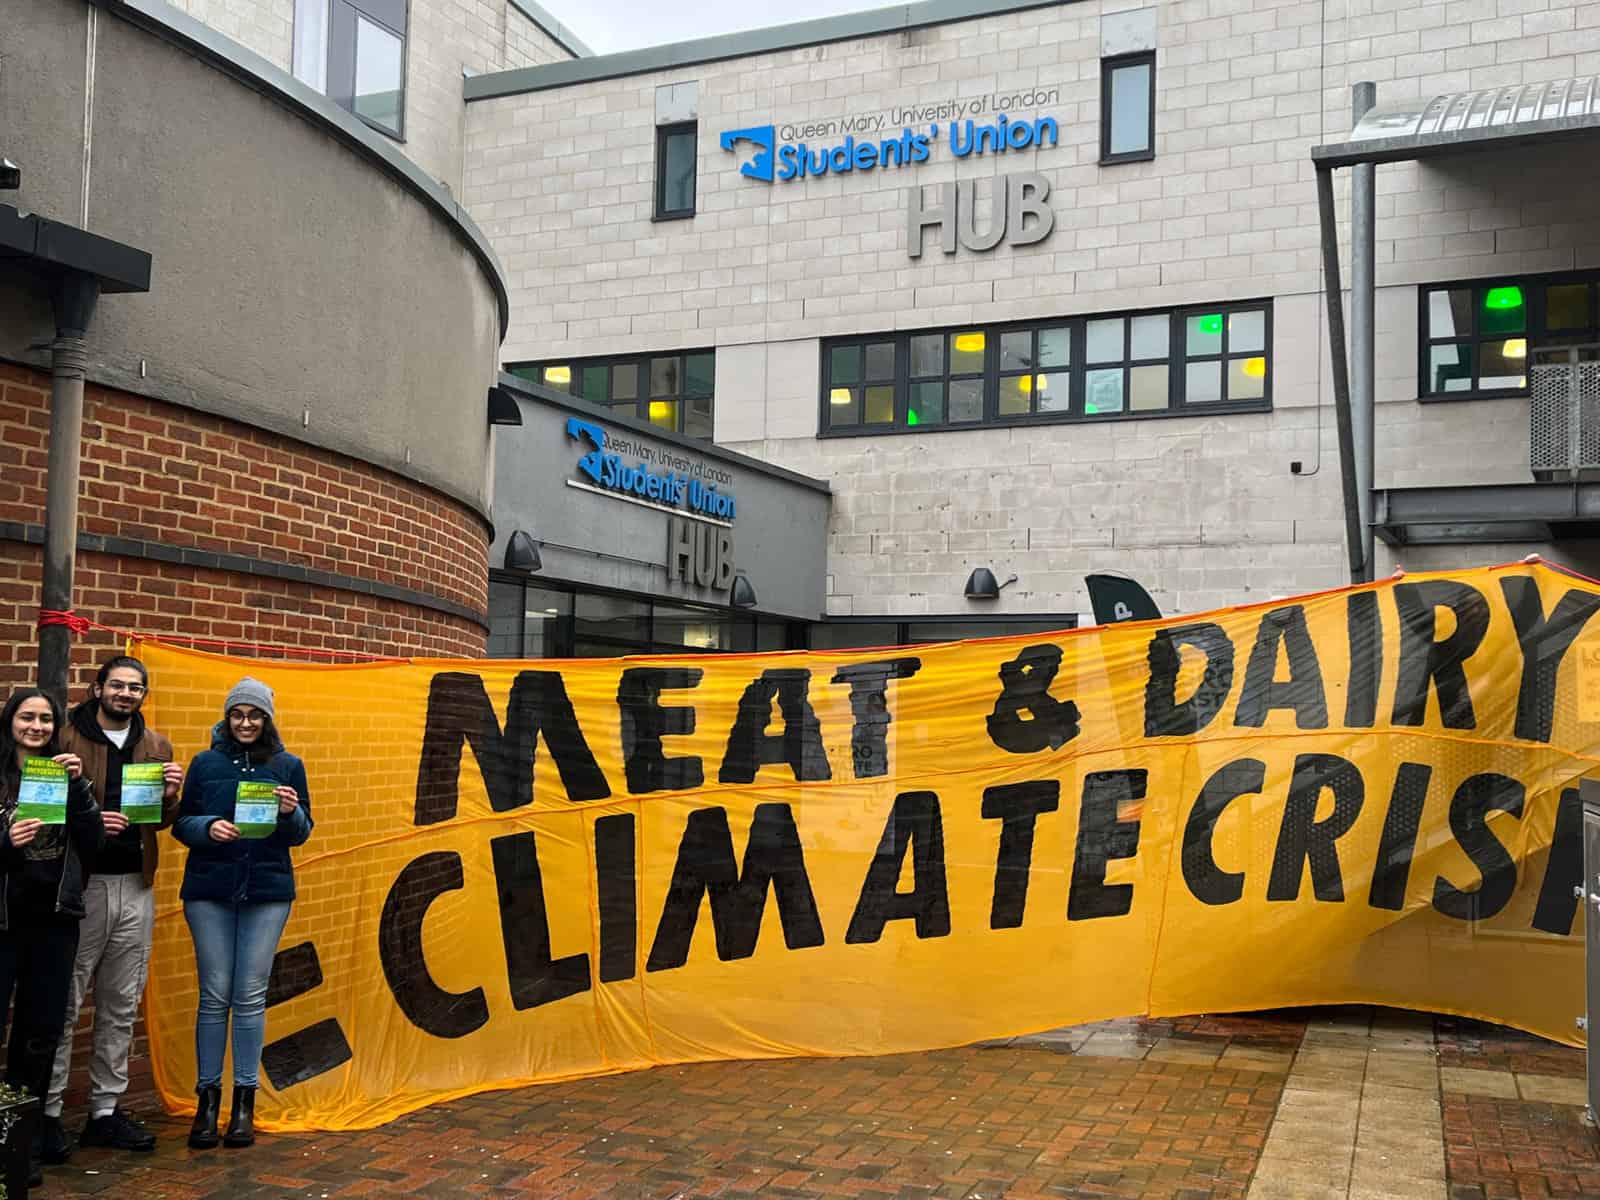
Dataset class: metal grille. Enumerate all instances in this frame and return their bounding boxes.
[1582,362,1600,469]
[1531,354,1600,478]
[1531,362,1573,475]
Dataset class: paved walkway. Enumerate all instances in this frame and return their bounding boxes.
[39,1007,1599,1199]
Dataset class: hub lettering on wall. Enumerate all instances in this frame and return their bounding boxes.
[666,516,735,590]
[908,172,1054,257]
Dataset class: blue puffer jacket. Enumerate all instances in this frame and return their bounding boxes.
[171,724,313,903]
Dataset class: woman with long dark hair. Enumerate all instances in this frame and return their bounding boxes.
[171,677,312,1150]
[0,687,104,1183]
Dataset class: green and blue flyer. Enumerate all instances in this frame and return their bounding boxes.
[16,757,68,824]
[121,763,165,825]
[233,781,279,839]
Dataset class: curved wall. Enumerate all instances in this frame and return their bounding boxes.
[1,0,505,516]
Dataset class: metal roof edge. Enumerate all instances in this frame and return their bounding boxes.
[497,371,834,496]
[466,0,1074,100]
[1313,111,1600,169]
[506,0,594,59]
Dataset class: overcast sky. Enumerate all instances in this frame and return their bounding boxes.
[559,0,887,54]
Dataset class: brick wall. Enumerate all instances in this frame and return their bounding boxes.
[0,363,488,694]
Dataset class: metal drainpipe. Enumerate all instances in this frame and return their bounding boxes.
[1351,81,1377,582]
[1316,165,1364,584]
[37,272,100,707]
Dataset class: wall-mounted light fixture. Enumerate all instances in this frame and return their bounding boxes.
[731,574,758,609]
[488,385,522,426]
[964,567,1017,600]
[504,529,542,573]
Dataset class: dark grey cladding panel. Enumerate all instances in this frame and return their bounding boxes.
[466,0,1074,99]
[490,384,830,621]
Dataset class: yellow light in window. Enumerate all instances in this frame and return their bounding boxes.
[1017,375,1033,394]
[1241,357,1267,378]
[544,365,571,384]
[1036,374,1048,392]
[829,388,853,406]
[1504,338,1527,359]
[648,401,674,422]
[953,332,985,353]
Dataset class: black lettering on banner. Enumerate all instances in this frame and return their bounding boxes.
[491,831,591,1009]
[617,668,705,794]
[1144,624,1235,737]
[378,851,489,1038]
[980,781,1061,929]
[1432,773,1525,922]
[846,792,951,943]
[718,670,832,784]
[260,943,353,1091]
[1182,759,1266,906]
[1235,606,1329,729]
[1267,754,1364,902]
[1345,591,1382,728]
[1068,770,1147,921]
[1367,762,1432,911]
[1501,578,1600,743]
[1391,581,1490,729]
[1532,787,1582,935]
[595,813,638,982]
[831,658,923,779]
[985,645,1081,753]
[647,805,824,971]
[414,671,610,825]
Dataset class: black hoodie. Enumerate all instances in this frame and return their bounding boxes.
[69,701,144,875]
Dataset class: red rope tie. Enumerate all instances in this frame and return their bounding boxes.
[37,610,92,635]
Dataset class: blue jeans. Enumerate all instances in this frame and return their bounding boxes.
[183,900,291,1089]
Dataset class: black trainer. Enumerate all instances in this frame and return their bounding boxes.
[37,1113,73,1164]
[80,1108,157,1153]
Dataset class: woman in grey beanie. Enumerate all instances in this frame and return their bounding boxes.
[170,676,313,1151]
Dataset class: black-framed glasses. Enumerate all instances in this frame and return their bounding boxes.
[227,710,265,724]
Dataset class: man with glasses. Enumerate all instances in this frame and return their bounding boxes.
[41,656,182,1162]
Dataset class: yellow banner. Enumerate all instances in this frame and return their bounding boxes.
[136,562,1600,1131]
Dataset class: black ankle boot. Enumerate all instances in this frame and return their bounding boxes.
[223,1086,255,1148]
[188,1085,221,1149]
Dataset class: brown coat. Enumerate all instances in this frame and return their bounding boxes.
[59,704,179,887]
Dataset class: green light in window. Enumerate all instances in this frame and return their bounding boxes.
[907,409,920,426]
[1484,286,1524,310]
[1198,314,1223,335]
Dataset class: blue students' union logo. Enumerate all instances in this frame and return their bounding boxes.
[719,125,776,182]
[564,417,736,521]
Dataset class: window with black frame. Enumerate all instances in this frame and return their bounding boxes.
[1100,51,1155,163]
[655,122,697,220]
[825,339,896,430]
[1421,273,1600,397]
[819,302,1270,435]
[507,351,715,440]
[486,577,795,658]
[997,324,1072,417]
[292,0,406,138]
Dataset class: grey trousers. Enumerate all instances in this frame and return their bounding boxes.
[45,874,155,1119]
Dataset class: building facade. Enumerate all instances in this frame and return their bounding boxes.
[460,0,1600,637]
[0,0,583,689]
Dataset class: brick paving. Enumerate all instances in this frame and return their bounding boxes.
[32,1007,1600,1199]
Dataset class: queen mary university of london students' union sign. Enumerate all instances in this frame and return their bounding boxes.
[718,89,1062,256]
